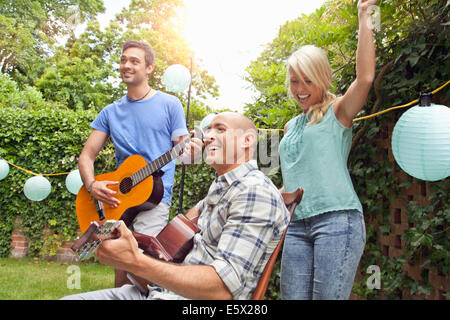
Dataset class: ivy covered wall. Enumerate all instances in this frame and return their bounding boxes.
[0,0,448,300]
[0,105,115,257]
[244,0,449,299]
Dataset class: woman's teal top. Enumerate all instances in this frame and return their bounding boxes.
[279,105,363,220]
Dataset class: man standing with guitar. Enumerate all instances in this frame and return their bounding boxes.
[63,112,290,300]
[77,40,189,287]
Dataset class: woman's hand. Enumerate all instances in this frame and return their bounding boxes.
[358,0,378,12]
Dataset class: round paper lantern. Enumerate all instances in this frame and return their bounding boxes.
[391,101,450,181]
[162,64,191,93]
[0,159,9,180]
[24,175,51,201]
[65,169,83,195]
[200,113,218,129]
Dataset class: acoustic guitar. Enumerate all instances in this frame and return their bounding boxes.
[71,213,200,294]
[75,137,191,233]
[71,214,200,262]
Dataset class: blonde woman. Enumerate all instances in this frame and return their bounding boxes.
[279,0,377,299]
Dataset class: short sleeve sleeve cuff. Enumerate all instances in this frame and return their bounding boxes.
[171,128,189,141]
[211,259,243,299]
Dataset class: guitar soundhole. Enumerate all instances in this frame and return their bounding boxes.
[119,177,133,194]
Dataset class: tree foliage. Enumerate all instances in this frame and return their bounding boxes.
[244,0,449,299]
[1,0,218,112]
[1,0,448,299]
[35,20,123,110]
[0,0,218,259]
[0,105,109,257]
[0,0,105,82]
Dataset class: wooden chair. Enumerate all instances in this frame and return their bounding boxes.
[251,187,303,300]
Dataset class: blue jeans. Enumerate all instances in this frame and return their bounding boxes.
[280,209,366,300]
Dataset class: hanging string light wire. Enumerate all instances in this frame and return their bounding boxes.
[1,159,70,176]
[353,80,450,122]
[1,80,449,175]
[258,80,449,131]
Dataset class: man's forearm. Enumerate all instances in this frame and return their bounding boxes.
[78,154,96,188]
[78,129,109,187]
[96,221,232,300]
[129,253,232,300]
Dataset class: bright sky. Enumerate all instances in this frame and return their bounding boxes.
[98,0,326,112]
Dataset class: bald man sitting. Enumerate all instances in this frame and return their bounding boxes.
[62,112,290,300]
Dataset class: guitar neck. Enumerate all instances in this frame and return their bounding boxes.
[131,137,190,185]
[72,214,199,262]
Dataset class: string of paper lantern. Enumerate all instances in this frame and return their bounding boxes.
[0,79,448,201]
[0,64,195,202]
[0,158,83,201]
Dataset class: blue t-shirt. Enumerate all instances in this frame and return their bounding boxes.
[91,91,188,205]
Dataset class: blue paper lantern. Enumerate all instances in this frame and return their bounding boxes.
[391,99,450,182]
[200,113,218,129]
[65,169,83,195]
[24,175,51,201]
[162,64,191,93]
[0,159,9,180]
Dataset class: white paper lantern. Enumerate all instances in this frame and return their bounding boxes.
[200,113,218,129]
[391,101,450,181]
[162,64,191,93]
[24,175,51,201]
[0,159,9,180]
[65,169,83,195]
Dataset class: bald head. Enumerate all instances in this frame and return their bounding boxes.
[211,112,257,155]
[203,112,258,174]
[214,112,257,134]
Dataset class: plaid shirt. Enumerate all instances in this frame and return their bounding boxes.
[148,161,289,300]
[175,160,289,299]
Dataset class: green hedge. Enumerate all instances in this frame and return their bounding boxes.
[0,105,112,256]
[0,105,216,258]
[0,103,283,298]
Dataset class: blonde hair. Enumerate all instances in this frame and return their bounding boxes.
[286,45,337,125]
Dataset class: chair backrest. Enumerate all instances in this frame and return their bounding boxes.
[251,187,303,300]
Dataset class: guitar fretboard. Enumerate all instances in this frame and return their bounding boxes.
[130,137,190,187]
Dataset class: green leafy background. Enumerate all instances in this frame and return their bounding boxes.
[0,0,449,299]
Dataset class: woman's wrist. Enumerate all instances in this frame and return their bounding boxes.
[358,9,372,22]
[358,8,376,35]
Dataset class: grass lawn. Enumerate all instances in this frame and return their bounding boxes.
[0,257,114,300]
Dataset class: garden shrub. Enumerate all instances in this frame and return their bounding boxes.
[0,104,215,258]
[0,105,109,256]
